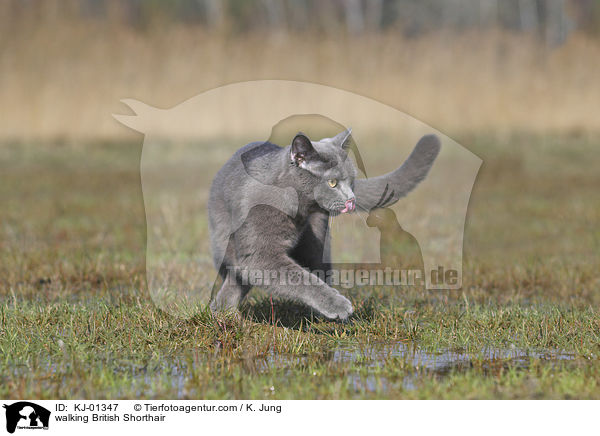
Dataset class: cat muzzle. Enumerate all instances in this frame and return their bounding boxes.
[340,198,356,213]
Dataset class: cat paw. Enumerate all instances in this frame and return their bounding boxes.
[320,293,354,321]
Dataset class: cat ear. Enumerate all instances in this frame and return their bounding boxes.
[291,132,318,167]
[333,128,353,149]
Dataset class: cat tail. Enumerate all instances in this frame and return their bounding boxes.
[354,134,440,211]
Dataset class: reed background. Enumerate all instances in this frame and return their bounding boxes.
[1,0,600,142]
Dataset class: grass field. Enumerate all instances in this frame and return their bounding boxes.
[1,131,599,399]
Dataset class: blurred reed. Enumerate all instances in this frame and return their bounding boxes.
[0,1,599,142]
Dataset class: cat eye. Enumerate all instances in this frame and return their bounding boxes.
[327,179,338,188]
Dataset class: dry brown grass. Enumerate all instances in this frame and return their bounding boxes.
[1,15,599,142]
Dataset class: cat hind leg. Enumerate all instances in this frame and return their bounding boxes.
[210,274,251,312]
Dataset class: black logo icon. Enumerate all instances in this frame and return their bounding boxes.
[2,402,50,434]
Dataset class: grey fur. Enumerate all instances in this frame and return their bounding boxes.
[354,134,441,211]
[208,131,440,320]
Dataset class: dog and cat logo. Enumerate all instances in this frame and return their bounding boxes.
[114,81,482,317]
[2,402,50,433]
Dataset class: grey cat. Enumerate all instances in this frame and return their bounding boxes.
[208,129,440,320]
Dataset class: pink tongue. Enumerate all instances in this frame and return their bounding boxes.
[340,199,355,213]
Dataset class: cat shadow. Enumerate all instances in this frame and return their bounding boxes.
[240,293,380,331]
[240,297,318,329]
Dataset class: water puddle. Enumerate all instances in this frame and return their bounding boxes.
[330,342,575,370]
[336,342,576,392]
[243,341,577,393]
[4,342,580,397]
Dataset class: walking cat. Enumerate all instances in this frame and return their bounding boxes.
[208,129,440,320]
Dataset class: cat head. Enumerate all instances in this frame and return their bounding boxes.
[290,129,358,214]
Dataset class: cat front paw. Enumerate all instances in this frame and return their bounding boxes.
[320,293,354,321]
